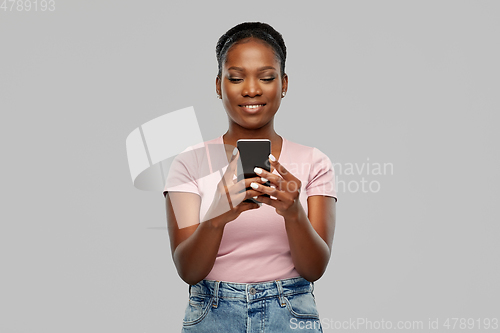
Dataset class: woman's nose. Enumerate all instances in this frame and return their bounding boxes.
[242,78,262,97]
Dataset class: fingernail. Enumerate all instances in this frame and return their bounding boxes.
[232,147,238,155]
[261,177,268,183]
[253,196,258,199]
[269,154,276,162]
[250,182,259,189]
[254,167,262,174]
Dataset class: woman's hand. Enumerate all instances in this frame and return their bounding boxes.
[202,148,266,227]
[250,154,303,221]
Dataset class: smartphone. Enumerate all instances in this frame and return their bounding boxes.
[237,139,271,204]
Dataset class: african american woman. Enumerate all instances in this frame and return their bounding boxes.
[164,22,337,332]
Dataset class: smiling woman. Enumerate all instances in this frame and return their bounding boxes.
[163,22,337,332]
[216,38,286,134]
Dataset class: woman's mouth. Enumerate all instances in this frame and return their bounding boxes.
[239,104,266,113]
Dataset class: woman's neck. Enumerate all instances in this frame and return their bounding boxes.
[222,125,283,163]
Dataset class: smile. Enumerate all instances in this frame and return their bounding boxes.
[240,104,265,109]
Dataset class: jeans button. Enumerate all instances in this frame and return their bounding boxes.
[249,287,256,295]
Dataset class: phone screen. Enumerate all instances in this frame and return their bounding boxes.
[237,139,271,203]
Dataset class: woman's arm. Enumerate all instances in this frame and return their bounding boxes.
[165,151,264,285]
[283,195,336,282]
[165,192,227,285]
[251,157,337,282]
[166,190,262,284]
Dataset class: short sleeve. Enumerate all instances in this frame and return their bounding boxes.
[305,147,337,201]
[162,146,200,198]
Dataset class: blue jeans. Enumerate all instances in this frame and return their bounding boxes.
[181,276,323,332]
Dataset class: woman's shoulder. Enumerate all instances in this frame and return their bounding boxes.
[282,137,330,162]
[165,135,225,187]
[173,135,223,158]
[182,135,222,150]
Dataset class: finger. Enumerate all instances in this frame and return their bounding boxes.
[252,194,278,209]
[222,147,240,184]
[253,166,272,177]
[268,156,302,191]
[228,184,262,200]
[231,176,268,193]
[268,155,293,181]
[227,175,267,206]
[283,179,301,193]
[245,176,269,188]
[249,181,281,198]
[227,186,262,206]
[253,167,283,189]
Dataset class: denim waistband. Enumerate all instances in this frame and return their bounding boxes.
[189,276,313,306]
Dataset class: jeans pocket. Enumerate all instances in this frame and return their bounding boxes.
[283,292,320,319]
[182,295,213,327]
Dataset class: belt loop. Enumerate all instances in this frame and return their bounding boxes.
[212,280,220,308]
[275,280,286,307]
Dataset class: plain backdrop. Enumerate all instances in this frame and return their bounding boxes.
[1,1,499,332]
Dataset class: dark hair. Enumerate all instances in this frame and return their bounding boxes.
[216,22,286,78]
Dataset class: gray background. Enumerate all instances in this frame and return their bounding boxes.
[1,1,499,332]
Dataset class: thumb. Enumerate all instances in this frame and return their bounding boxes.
[223,147,240,184]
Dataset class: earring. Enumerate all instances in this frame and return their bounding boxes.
[217,94,222,99]
[281,92,286,97]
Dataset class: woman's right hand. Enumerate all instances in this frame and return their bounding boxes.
[202,148,265,227]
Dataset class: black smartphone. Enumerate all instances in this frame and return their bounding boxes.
[237,139,271,204]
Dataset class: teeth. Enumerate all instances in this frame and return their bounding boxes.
[243,104,264,109]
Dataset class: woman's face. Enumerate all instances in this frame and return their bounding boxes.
[216,38,288,131]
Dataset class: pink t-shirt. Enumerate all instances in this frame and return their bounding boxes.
[163,135,337,283]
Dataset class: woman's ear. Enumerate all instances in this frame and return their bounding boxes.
[215,75,222,97]
[282,73,288,95]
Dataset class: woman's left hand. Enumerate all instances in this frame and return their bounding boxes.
[251,155,302,220]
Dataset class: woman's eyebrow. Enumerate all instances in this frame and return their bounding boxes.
[227,66,277,72]
[257,66,276,71]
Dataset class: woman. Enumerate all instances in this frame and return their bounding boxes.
[164,22,337,332]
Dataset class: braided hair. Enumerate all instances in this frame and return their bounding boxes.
[216,22,287,78]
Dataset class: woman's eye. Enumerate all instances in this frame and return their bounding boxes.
[228,77,275,82]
